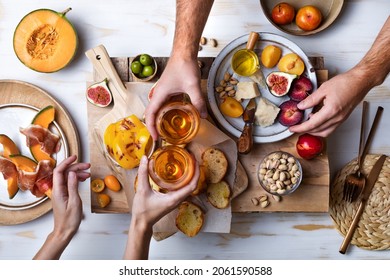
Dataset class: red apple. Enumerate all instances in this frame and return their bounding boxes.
[295,5,323,31]
[271,2,295,25]
[296,133,324,160]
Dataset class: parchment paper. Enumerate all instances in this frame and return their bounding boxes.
[121,83,237,235]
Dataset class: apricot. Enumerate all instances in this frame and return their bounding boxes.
[261,45,282,68]
[219,97,244,118]
[277,53,305,76]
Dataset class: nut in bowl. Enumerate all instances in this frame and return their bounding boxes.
[130,54,158,81]
[257,151,302,196]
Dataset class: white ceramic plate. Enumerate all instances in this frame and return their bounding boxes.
[0,103,68,210]
[207,32,317,143]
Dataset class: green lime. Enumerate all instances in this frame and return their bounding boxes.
[139,54,153,66]
[137,72,146,78]
[142,65,155,77]
[131,61,143,74]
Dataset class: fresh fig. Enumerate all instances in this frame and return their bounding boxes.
[278,100,303,126]
[266,71,297,97]
[86,78,112,107]
[289,76,313,101]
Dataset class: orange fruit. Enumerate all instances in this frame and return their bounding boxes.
[104,175,121,192]
[97,193,111,208]
[91,178,105,193]
[219,96,244,118]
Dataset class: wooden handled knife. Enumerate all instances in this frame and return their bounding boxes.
[237,98,256,154]
[339,154,387,254]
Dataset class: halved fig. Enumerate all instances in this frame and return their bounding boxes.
[86,78,112,107]
[266,71,297,97]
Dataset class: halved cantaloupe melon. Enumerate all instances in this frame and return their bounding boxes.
[13,8,78,73]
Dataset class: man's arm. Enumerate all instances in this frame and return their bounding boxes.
[172,0,215,60]
[145,0,214,140]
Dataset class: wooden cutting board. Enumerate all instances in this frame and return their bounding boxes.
[87,56,329,213]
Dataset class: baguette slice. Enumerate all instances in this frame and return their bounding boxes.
[206,180,231,209]
[175,201,204,237]
[201,147,228,183]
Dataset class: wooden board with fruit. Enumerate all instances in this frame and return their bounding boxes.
[87,51,329,214]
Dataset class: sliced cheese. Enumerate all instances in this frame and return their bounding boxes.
[254,97,280,127]
[234,81,260,101]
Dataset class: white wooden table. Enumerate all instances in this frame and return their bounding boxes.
[0,0,389,260]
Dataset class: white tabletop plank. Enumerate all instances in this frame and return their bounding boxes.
[0,0,389,260]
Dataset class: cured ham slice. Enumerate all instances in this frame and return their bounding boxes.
[17,160,54,197]
[0,156,18,180]
[19,124,61,155]
[1,156,54,198]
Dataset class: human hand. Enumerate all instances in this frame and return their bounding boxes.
[132,155,200,228]
[33,155,90,260]
[144,56,207,140]
[51,155,91,238]
[289,70,369,137]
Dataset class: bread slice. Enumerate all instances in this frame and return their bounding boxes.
[175,201,204,237]
[201,147,228,183]
[191,164,207,196]
[206,180,231,209]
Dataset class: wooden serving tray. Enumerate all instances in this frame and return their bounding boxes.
[87,56,329,213]
[0,80,81,224]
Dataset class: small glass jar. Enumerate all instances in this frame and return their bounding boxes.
[155,94,200,145]
[148,145,196,192]
[257,151,303,196]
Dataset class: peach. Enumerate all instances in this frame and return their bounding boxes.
[277,53,305,76]
[261,45,282,68]
[219,97,244,118]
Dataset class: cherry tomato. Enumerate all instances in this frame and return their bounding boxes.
[296,133,324,160]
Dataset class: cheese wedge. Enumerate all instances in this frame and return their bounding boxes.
[254,97,280,127]
[234,81,260,101]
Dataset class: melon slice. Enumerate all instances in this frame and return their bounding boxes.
[30,105,57,166]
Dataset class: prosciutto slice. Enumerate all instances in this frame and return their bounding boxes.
[17,160,54,197]
[0,156,18,180]
[19,124,61,155]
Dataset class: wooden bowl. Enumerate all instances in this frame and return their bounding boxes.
[260,0,344,36]
[130,54,158,82]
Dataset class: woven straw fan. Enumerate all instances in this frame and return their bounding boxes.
[85,45,145,174]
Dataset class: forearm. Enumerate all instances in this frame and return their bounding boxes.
[33,231,74,260]
[123,216,153,260]
[352,16,390,88]
[172,0,214,60]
